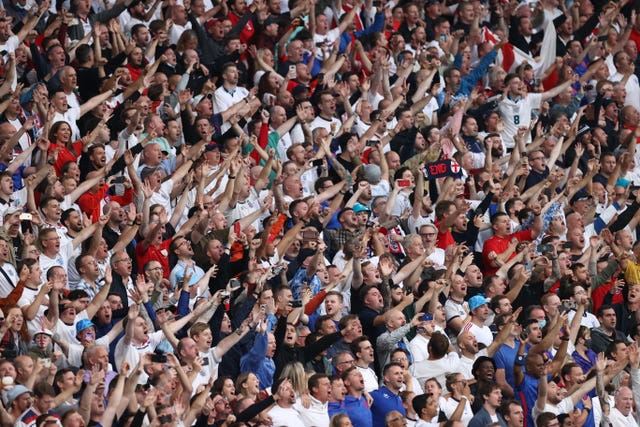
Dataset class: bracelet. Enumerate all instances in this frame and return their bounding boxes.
[235,328,243,336]
[228,175,236,179]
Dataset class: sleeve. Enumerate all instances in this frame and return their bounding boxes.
[303,331,343,362]
[236,396,276,423]
[240,330,268,372]
[0,280,25,307]
[92,2,126,24]
[376,324,411,354]
[459,51,498,96]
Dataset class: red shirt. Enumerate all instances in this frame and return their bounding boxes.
[135,238,172,279]
[77,185,133,221]
[481,229,533,275]
[434,219,455,250]
[50,141,83,176]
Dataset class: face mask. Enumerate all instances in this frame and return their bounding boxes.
[538,320,546,330]
[584,339,592,348]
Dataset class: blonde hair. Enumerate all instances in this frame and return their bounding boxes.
[279,362,308,395]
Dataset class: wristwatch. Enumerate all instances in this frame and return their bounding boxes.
[514,355,525,366]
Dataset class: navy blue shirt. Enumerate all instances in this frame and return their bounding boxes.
[370,386,405,427]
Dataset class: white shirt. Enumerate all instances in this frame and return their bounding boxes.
[531,396,575,423]
[0,262,18,297]
[498,93,542,149]
[443,396,473,425]
[611,72,640,113]
[356,365,379,392]
[465,322,494,348]
[409,334,430,364]
[411,352,460,389]
[567,309,600,329]
[459,348,488,380]
[213,85,249,132]
[114,330,165,383]
[17,286,46,337]
[310,116,341,133]
[267,404,306,427]
[294,395,329,427]
[150,179,175,217]
[52,106,82,142]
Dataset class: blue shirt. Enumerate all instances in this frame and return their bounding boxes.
[370,386,405,427]
[343,395,373,427]
[516,374,540,427]
[494,341,520,390]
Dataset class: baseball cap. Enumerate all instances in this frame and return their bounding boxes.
[468,295,490,312]
[353,203,370,214]
[3,206,22,217]
[33,329,53,337]
[76,319,95,334]
[6,385,32,406]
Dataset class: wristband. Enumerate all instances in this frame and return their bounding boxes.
[228,175,236,179]
[514,355,525,366]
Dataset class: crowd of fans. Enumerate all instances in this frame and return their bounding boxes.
[0,0,639,426]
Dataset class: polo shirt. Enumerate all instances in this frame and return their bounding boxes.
[370,386,405,427]
[343,394,373,427]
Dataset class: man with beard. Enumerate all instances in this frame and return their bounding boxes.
[559,362,602,427]
[532,373,597,423]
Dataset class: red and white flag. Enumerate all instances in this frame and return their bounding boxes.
[482,20,557,77]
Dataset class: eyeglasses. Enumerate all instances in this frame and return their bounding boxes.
[337,359,355,365]
[147,267,163,272]
[177,240,190,248]
[115,258,131,263]
[80,259,98,268]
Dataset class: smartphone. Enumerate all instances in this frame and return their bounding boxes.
[19,213,31,221]
[112,176,125,184]
[397,179,411,187]
[365,140,378,147]
[311,159,323,167]
[562,242,573,250]
[302,230,318,240]
[597,34,608,42]
[289,64,297,79]
[229,277,241,289]
[234,221,241,236]
[421,313,433,322]
[537,244,553,253]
